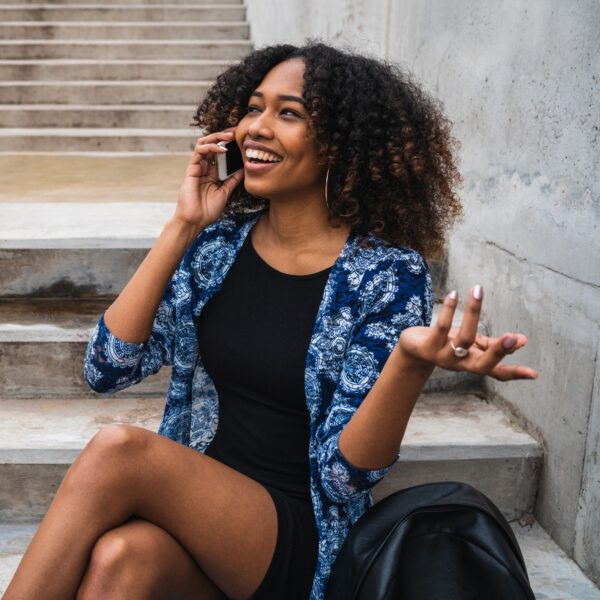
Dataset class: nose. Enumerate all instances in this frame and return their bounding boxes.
[247,110,275,140]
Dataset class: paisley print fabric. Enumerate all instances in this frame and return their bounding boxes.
[83,207,433,599]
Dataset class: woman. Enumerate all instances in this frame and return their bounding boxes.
[4,42,538,600]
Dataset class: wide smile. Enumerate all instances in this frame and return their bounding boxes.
[243,146,284,175]
[244,158,283,174]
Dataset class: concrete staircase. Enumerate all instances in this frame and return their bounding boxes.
[0,0,252,204]
[0,0,250,153]
[0,3,599,598]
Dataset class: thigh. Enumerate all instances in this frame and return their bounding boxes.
[78,425,278,600]
[78,517,227,600]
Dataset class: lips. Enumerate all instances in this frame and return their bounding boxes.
[243,144,283,174]
[243,140,284,159]
[244,157,282,174]
[245,149,283,164]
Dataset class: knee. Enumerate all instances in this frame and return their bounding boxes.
[76,529,146,600]
[63,425,147,490]
[88,424,148,456]
[88,529,136,577]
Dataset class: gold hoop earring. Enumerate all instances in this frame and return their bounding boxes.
[325,167,331,212]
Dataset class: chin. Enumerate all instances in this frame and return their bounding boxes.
[243,179,277,199]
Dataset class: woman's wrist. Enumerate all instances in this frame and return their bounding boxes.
[391,343,436,376]
[165,216,204,247]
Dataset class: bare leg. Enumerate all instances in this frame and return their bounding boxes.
[4,425,278,600]
[76,517,227,600]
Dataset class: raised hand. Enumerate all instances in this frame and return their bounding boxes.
[173,128,244,231]
[397,286,539,381]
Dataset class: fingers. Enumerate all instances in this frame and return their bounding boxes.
[489,357,539,381]
[189,130,235,166]
[473,332,490,351]
[431,287,483,350]
[431,285,539,382]
[453,285,483,350]
[192,142,228,162]
[219,167,244,196]
[430,289,459,348]
[196,130,235,147]
[475,333,537,380]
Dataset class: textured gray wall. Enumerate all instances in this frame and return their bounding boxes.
[246,0,390,56]
[244,0,600,583]
[390,2,599,582]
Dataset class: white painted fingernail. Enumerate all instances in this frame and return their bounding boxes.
[473,285,483,300]
[449,290,458,300]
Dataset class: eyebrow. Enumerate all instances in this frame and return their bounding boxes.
[249,90,306,106]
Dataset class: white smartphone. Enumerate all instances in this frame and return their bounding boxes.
[216,139,244,181]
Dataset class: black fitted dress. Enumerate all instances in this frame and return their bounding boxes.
[197,232,332,599]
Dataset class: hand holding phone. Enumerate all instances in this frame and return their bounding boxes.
[217,139,244,181]
[174,129,244,230]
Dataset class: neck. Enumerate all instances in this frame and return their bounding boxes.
[256,194,350,252]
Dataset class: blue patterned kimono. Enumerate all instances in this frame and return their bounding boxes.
[84,207,433,599]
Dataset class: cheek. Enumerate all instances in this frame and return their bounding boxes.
[234,114,251,138]
[298,138,322,168]
[234,127,246,149]
[294,146,322,174]
[287,137,317,164]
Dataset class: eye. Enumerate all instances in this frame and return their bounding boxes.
[281,108,302,118]
[244,105,302,118]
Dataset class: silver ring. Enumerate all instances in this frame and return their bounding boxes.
[450,340,469,358]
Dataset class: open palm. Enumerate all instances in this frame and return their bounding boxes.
[398,287,539,382]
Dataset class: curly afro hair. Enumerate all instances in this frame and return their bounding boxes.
[192,40,462,259]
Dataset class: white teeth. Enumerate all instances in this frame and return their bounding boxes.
[245,148,282,162]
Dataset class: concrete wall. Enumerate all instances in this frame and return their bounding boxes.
[246,0,390,56]
[245,0,600,584]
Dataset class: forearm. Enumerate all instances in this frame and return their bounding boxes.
[103,217,203,343]
[338,346,434,470]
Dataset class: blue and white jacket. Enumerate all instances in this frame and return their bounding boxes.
[84,208,433,599]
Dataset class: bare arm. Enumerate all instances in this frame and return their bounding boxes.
[338,348,433,469]
[102,217,202,344]
[338,288,538,470]
[102,127,244,344]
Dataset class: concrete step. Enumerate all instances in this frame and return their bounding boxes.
[0,201,453,300]
[0,104,196,128]
[0,59,234,81]
[0,80,210,104]
[0,397,165,522]
[0,293,479,401]
[0,127,198,151]
[0,155,188,202]
[0,5,245,22]
[0,200,452,298]
[0,393,539,521]
[5,519,600,598]
[0,202,451,293]
[373,393,541,520]
[0,21,249,40]
[0,39,253,59]
[0,299,172,399]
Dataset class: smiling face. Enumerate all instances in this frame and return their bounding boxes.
[234,58,326,202]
